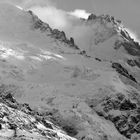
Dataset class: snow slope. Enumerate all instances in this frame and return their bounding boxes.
[0,87,77,140]
[0,3,140,140]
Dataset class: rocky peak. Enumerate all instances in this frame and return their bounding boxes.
[100,14,121,25]
[87,13,121,25]
[52,29,67,41]
[87,14,97,20]
[51,29,79,49]
[28,10,52,32]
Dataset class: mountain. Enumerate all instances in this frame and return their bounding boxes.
[0,3,140,140]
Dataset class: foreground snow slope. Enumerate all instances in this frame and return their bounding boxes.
[0,88,77,140]
[0,3,140,140]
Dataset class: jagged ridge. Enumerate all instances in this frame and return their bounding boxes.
[29,10,79,50]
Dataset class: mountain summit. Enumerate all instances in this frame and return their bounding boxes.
[0,3,140,140]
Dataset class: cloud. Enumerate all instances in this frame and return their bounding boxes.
[23,1,84,31]
[14,0,72,30]
[23,2,96,51]
[69,9,90,19]
[27,4,91,51]
[20,0,55,9]
[29,6,69,30]
[125,28,140,43]
[13,0,140,50]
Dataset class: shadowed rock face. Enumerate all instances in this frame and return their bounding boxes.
[95,92,140,139]
[122,41,140,56]
[112,63,137,83]
[127,59,140,70]
[88,14,97,20]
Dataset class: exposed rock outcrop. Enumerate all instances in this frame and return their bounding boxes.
[88,14,97,20]
[95,92,140,139]
[88,13,121,26]
[0,86,77,140]
[112,63,137,83]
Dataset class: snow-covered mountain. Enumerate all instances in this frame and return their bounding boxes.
[0,3,140,140]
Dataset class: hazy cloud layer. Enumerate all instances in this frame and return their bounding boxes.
[20,0,55,9]
[30,6,69,30]
[0,0,139,44]
[24,0,140,44]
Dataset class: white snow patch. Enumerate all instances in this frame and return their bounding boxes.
[69,9,90,19]
[30,56,42,61]
[0,45,24,60]
[16,5,23,10]
[36,123,47,130]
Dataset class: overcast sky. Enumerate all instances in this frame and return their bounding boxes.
[54,0,140,39]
